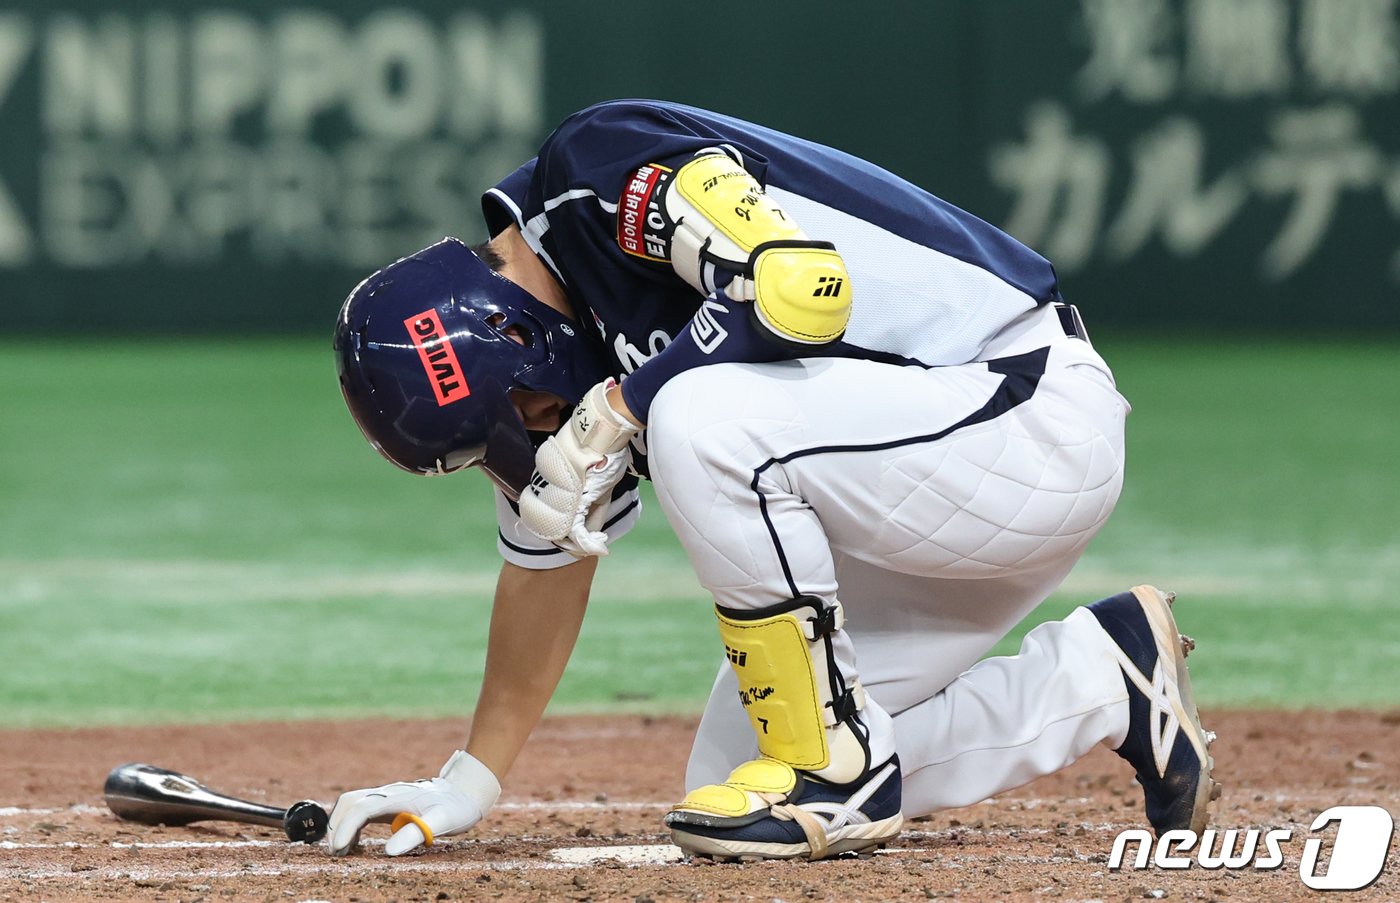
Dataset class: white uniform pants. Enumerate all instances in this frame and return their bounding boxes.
[646,313,1132,816]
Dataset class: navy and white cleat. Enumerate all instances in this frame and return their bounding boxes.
[1090,585,1222,836]
[665,756,904,862]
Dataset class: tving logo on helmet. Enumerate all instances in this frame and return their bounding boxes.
[404,310,471,405]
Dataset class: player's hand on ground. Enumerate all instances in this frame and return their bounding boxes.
[520,379,640,557]
[326,751,501,856]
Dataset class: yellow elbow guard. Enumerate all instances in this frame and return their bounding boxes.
[662,153,853,345]
[749,240,852,345]
[669,153,805,269]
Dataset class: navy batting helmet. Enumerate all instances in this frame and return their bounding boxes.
[333,237,608,498]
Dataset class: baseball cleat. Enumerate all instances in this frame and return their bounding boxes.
[665,756,904,862]
[1089,585,1221,836]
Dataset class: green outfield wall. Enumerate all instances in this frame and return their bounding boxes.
[0,0,1397,334]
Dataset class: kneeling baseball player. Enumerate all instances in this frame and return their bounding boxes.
[327,100,1219,861]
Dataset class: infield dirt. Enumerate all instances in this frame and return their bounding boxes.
[2,710,1397,902]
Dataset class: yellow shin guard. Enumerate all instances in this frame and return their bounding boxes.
[717,599,834,770]
[672,597,869,823]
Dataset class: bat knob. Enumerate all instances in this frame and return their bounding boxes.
[283,800,329,844]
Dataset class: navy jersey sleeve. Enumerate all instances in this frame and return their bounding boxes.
[482,157,537,238]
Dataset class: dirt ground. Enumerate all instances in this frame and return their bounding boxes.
[1,710,1397,902]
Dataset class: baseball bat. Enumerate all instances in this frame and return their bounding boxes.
[103,762,329,844]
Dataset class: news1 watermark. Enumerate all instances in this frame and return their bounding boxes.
[1109,806,1395,891]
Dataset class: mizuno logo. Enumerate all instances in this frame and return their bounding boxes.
[701,170,746,192]
[404,310,471,405]
[813,276,844,298]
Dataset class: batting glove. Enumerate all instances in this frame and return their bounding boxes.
[520,378,640,557]
[326,750,500,856]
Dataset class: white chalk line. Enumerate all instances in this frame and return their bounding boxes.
[0,841,1123,884]
[0,804,107,818]
[1,840,690,881]
[0,800,665,820]
[1,858,585,882]
[501,800,666,811]
[3,839,682,855]
[1,839,311,851]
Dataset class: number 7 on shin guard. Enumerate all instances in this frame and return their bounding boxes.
[715,596,869,783]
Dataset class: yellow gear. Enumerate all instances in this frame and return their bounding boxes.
[664,154,854,345]
[672,153,804,252]
[716,604,830,770]
[751,242,852,344]
[670,758,797,818]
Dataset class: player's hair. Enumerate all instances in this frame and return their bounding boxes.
[471,241,506,272]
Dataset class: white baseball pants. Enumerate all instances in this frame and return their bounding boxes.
[646,313,1133,816]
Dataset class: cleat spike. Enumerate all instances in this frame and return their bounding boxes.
[1210,782,1223,801]
[1205,730,1217,745]
[1164,590,1177,607]
[1180,634,1196,657]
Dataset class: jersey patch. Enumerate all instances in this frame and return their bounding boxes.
[616,163,673,261]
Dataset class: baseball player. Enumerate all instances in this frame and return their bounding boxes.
[326,100,1219,861]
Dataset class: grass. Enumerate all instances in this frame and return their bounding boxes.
[0,336,1396,727]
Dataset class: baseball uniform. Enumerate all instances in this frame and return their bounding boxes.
[481,99,1134,817]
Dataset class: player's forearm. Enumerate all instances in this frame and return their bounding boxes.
[617,290,793,423]
[466,558,598,780]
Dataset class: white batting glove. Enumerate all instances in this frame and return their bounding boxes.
[520,379,640,557]
[326,750,500,857]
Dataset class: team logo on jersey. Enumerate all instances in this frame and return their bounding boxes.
[690,295,730,353]
[404,310,471,406]
[617,163,673,261]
